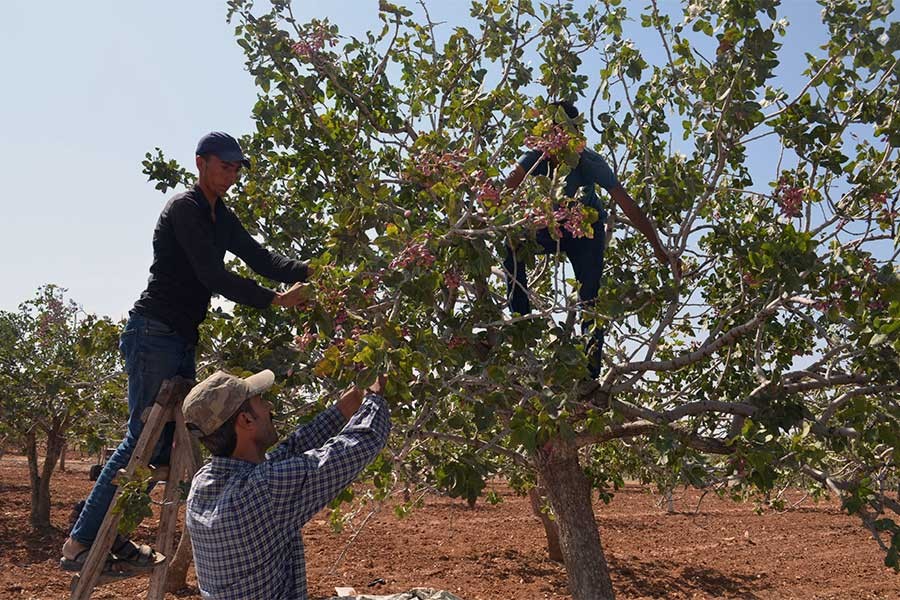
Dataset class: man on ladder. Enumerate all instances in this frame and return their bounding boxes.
[61,131,312,576]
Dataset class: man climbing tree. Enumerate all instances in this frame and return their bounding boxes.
[503,101,677,376]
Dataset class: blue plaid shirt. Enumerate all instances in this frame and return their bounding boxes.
[186,393,391,599]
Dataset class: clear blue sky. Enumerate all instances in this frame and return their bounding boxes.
[0,0,830,319]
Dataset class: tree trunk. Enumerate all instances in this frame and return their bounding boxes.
[534,436,615,600]
[25,431,51,529]
[165,525,194,592]
[26,425,65,530]
[58,439,67,472]
[528,485,563,562]
[664,487,674,514]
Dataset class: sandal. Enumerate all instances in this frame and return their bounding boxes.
[110,535,165,569]
[60,549,134,578]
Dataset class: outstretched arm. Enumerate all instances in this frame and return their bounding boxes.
[263,390,391,527]
[505,164,527,190]
[171,201,277,308]
[609,186,681,279]
[506,149,550,191]
[229,220,309,284]
[267,377,386,460]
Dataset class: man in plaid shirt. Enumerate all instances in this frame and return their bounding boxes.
[183,369,390,599]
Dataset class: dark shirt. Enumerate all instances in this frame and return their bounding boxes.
[133,185,308,344]
[518,147,619,217]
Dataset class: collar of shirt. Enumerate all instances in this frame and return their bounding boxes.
[207,455,257,475]
[189,184,231,222]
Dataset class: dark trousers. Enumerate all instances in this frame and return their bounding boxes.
[503,220,605,376]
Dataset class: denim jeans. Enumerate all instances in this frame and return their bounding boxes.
[70,313,196,546]
[504,220,606,376]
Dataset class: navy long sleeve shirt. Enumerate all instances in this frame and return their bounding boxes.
[133,185,308,343]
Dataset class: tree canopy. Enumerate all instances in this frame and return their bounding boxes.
[143,0,899,593]
[0,285,124,527]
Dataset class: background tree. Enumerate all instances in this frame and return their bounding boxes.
[0,285,123,530]
[144,0,899,597]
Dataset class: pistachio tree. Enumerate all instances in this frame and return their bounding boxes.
[0,285,123,529]
[144,0,899,597]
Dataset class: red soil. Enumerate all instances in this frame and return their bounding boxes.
[1,456,897,599]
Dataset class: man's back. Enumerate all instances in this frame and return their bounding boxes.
[187,395,391,600]
[518,147,619,213]
[188,458,306,599]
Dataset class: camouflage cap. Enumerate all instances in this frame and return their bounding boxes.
[182,369,275,436]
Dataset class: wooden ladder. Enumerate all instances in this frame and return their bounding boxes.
[69,376,199,600]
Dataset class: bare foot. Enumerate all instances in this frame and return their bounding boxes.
[62,537,88,561]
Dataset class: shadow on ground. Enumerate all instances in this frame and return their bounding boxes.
[610,555,766,599]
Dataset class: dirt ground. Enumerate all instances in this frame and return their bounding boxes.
[1,455,897,600]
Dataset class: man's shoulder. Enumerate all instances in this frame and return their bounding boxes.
[159,188,205,224]
[581,147,606,163]
[518,148,543,165]
[188,460,269,511]
[166,187,203,210]
[187,462,218,499]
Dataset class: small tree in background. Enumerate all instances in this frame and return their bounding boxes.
[0,285,123,530]
[144,1,899,597]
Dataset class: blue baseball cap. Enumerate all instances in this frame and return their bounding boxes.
[195,132,251,168]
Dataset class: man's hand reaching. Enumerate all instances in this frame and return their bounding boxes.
[336,374,388,420]
[367,374,387,396]
[272,282,313,309]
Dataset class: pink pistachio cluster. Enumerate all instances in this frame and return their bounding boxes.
[867,299,888,311]
[554,204,592,238]
[524,124,572,159]
[447,336,467,349]
[742,272,760,287]
[35,297,68,342]
[873,192,898,223]
[294,330,318,352]
[443,270,461,289]
[410,150,507,210]
[475,181,500,206]
[291,25,336,59]
[524,201,592,239]
[413,150,468,179]
[774,178,806,219]
[467,169,503,208]
[527,208,558,237]
[361,272,383,301]
[813,298,844,311]
[811,274,888,313]
[330,310,353,343]
[389,241,436,270]
[862,257,877,274]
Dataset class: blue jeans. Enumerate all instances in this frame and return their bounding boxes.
[70,313,196,546]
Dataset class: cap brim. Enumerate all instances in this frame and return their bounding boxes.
[244,370,275,396]
[215,150,251,168]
